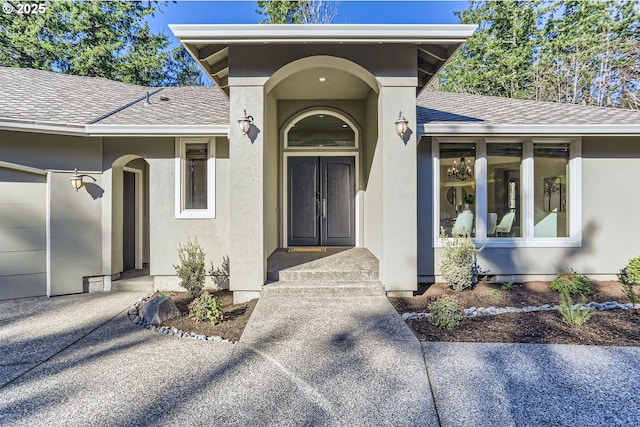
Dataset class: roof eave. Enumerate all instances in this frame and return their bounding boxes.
[169,24,478,44]
[420,123,640,136]
[0,118,87,136]
[84,124,230,137]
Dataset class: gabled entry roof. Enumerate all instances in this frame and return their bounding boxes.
[170,24,478,96]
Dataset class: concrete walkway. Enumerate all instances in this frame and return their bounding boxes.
[1,292,640,426]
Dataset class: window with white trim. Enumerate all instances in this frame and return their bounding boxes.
[434,137,581,247]
[175,138,215,218]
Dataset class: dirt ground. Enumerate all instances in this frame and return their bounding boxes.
[159,290,256,342]
[389,281,640,346]
[156,281,640,346]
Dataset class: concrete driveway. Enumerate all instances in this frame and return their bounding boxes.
[1,292,639,426]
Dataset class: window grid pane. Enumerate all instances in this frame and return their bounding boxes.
[185,143,207,210]
[533,144,570,238]
[440,143,476,237]
[487,143,522,238]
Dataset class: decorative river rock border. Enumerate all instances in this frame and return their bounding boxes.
[128,292,236,344]
[402,301,640,321]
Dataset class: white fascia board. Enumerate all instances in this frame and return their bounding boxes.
[85,124,230,137]
[170,24,477,44]
[0,118,86,136]
[421,123,640,136]
[0,161,47,175]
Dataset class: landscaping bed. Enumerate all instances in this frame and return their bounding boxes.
[159,290,256,342]
[390,281,640,346]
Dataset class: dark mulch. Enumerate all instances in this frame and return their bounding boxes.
[390,281,640,346]
[159,290,257,342]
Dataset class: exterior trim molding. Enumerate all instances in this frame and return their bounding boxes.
[174,137,216,219]
[0,119,230,137]
[86,125,229,137]
[421,124,640,136]
[0,161,48,175]
[170,23,478,44]
[0,118,86,136]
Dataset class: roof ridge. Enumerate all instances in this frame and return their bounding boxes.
[88,88,164,125]
[421,90,640,114]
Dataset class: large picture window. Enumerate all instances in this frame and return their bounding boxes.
[434,137,580,247]
[175,138,215,218]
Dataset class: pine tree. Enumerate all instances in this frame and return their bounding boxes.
[433,0,640,110]
[434,0,541,99]
[0,0,203,86]
[256,0,337,24]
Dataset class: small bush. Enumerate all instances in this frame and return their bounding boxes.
[621,280,640,304]
[440,228,483,291]
[174,238,206,297]
[558,288,595,327]
[428,296,464,330]
[188,291,224,325]
[549,269,593,296]
[619,257,640,304]
[625,257,640,285]
[501,282,514,291]
[485,289,503,300]
[209,255,230,289]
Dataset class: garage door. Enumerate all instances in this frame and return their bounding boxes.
[0,167,47,300]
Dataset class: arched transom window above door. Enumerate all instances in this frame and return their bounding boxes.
[286,112,357,149]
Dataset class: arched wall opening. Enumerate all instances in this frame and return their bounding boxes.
[110,155,150,274]
[264,55,380,249]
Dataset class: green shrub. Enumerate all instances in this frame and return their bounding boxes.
[173,238,206,297]
[619,257,640,304]
[440,228,483,291]
[621,281,640,304]
[428,296,464,330]
[485,289,503,300]
[549,269,593,296]
[188,291,224,325]
[209,255,230,289]
[622,257,640,285]
[501,282,514,291]
[557,288,595,327]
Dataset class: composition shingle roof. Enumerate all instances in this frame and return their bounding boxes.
[1,67,638,131]
[0,66,229,126]
[418,90,640,126]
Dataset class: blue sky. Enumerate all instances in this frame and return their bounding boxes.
[150,1,468,44]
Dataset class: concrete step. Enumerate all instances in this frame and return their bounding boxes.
[267,247,380,283]
[111,277,154,292]
[273,268,380,283]
[261,280,386,298]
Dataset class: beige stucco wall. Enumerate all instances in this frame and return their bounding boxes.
[102,136,230,283]
[425,135,640,281]
[0,130,103,295]
[224,43,421,295]
[229,44,416,80]
[363,91,382,259]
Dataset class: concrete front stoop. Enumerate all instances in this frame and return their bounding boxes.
[262,247,385,298]
[236,248,439,424]
[111,269,154,292]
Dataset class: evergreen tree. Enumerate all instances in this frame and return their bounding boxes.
[434,0,542,99]
[256,0,337,24]
[0,0,203,86]
[433,0,640,110]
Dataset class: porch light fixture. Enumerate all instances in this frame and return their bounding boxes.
[447,158,474,181]
[69,168,96,191]
[238,109,253,136]
[395,112,409,138]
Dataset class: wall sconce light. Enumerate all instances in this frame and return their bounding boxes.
[237,109,254,136]
[69,169,96,191]
[395,112,409,138]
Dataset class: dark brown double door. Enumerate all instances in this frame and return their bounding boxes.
[288,156,355,246]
